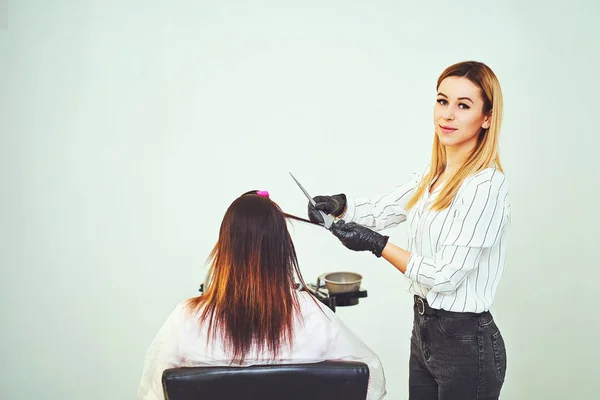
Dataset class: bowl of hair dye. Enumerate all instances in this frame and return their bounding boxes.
[318,271,362,294]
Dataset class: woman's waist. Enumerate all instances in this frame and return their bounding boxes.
[413,295,492,319]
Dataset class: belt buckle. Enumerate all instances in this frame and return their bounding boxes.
[416,297,425,315]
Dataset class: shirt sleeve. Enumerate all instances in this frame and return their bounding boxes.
[138,303,187,400]
[320,308,387,400]
[405,172,509,294]
[342,165,429,232]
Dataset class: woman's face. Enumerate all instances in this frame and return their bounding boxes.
[434,76,491,150]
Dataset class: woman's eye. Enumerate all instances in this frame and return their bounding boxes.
[436,99,447,105]
[458,103,470,110]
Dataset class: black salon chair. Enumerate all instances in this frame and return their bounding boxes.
[162,360,369,400]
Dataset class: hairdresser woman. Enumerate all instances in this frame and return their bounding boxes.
[308,61,510,400]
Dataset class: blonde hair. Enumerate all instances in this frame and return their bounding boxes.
[405,61,504,211]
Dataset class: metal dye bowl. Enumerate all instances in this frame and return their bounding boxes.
[319,271,363,294]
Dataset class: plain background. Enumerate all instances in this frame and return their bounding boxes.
[1,1,599,399]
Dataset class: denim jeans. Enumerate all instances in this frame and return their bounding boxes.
[409,296,507,399]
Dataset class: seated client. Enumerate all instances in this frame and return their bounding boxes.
[138,190,386,399]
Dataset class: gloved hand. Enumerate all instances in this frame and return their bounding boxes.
[330,220,389,258]
[307,194,347,224]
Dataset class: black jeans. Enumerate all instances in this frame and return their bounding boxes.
[409,296,507,400]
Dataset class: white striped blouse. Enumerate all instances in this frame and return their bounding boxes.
[342,165,511,313]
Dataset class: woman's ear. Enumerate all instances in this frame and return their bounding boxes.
[482,112,492,129]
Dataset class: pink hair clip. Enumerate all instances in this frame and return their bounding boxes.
[256,190,270,198]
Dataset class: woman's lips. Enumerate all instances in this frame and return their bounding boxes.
[439,125,457,134]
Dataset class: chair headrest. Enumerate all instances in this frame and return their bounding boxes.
[162,360,369,400]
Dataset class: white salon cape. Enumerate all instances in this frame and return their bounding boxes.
[138,290,386,400]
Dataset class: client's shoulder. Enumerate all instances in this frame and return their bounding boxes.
[295,290,337,319]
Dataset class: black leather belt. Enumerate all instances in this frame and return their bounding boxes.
[413,295,485,318]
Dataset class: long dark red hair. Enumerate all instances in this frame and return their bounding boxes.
[186,191,314,364]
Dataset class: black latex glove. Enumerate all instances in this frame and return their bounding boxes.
[330,220,389,258]
[307,193,347,224]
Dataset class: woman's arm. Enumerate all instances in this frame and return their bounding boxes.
[381,242,411,273]
[380,240,487,294]
[332,173,510,294]
[341,165,428,231]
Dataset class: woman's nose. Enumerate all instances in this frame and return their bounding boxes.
[442,107,454,121]
[442,107,455,120]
